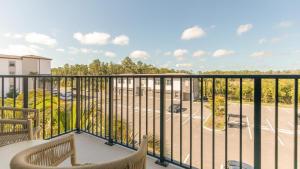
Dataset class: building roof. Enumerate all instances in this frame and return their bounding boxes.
[21,55,52,60]
[0,54,52,60]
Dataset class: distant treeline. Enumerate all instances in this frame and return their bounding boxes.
[51,57,190,75]
[52,57,300,104]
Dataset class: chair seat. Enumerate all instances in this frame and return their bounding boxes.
[0,140,46,169]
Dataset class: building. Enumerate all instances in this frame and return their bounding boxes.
[0,54,52,97]
[113,74,200,101]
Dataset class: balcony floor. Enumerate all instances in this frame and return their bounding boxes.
[1,132,179,169]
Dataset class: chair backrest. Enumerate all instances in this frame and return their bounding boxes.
[0,107,40,128]
[10,135,148,169]
[10,134,76,169]
[0,119,33,147]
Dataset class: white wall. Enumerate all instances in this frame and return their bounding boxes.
[39,59,51,74]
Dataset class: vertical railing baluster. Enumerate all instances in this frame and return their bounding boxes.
[126,77,129,146]
[64,77,67,133]
[240,78,243,169]
[121,77,123,143]
[171,77,173,161]
[189,77,193,168]
[50,77,53,137]
[155,77,168,166]
[23,77,28,109]
[275,78,278,169]
[133,77,135,149]
[71,77,74,131]
[88,78,90,132]
[1,77,4,118]
[100,77,103,137]
[76,77,81,133]
[294,79,298,169]
[254,78,262,169]
[96,78,99,135]
[42,77,46,139]
[146,77,148,150]
[212,78,215,169]
[33,77,37,110]
[200,78,203,169]
[153,78,156,155]
[139,77,142,145]
[104,78,107,138]
[92,78,95,134]
[105,76,114,146]
[225,78,228,168]
[180,77,182,165]
[58,77,61,134]
[115,77,118,141]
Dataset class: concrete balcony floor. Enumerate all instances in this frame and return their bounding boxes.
[1,132,179,169]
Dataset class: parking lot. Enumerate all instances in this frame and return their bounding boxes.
[92,91,300,169]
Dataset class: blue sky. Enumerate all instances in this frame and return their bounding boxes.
[0,0,299,71]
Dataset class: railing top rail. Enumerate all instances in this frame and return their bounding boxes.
[1,74,300,78]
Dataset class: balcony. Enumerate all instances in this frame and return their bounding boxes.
[0,74,300,169]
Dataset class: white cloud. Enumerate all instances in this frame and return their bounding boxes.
[129,50,150,60]
[258,38,267,44]
[258,37,281,44]
[68,47,102,55]
[112,35,129,46]
[181,26,206,40]
[250,51,272,57]
[175,63,193,68]
[3,33,23,39]
[212,49,235,57]
[193,50,207,57]
[164,51,172,56]
[104,51,116,58]
[0,44,41,56]
[173,49,188,60]
[237,24,253,35]
[73,32,111,45]
[25,33,57,46]
[56,48,65,52]
[270,37,281,43]
[278,21,293,28]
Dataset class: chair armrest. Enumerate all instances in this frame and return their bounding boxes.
[32,126,41,140]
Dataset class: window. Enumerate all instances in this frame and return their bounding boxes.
[9,61,15,67]
[166,79,171,85]
[155,79,160,85]
[9,71,15,75]
[117,79,122,84]
[128,79,132,84]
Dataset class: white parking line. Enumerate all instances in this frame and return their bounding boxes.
[183,153,190,164]
[266,119,285,146]
[246,117,252,140]
[288,121,294,128]
[183,118,190,125]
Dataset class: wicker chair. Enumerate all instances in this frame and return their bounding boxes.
[0,107,40,147]
[10,134,148,169]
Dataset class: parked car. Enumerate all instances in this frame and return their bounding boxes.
[60,91,73,101]
[168,104,182,113]
[194,96,209,102]
[223,160,253,169]
[227,114,248,128]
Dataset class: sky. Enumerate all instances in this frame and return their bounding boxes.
[0,0,299,72]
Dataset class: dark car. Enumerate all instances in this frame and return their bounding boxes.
[223,160,253,169]
[194,96,209,102]
[227,114,248,128]
[60,91,73,101]
[168,104,182,113]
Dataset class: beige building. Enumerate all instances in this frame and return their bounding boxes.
[0,54,52,97]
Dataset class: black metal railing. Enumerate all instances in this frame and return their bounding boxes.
[0,74,299,169]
